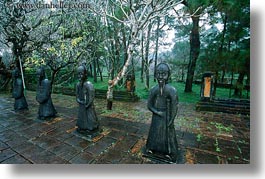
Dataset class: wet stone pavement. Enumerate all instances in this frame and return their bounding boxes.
[0,91,250,164]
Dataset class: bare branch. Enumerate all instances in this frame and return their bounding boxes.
[105,12,126,23]
[118,0,130,20]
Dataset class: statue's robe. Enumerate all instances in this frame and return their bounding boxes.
[12,78,28,111]
[36,79,56,119]
[76,81,99,131]
[146,84,179,161]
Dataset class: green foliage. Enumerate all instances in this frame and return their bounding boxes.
[196,133,203,142]
[114,5,130,21]
[214,138,221,152]
[185,0,211,11]
[210,121,233,134]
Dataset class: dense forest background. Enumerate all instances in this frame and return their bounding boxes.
[0,0,250,98]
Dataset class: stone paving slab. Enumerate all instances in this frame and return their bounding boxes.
[0,91,250,164]
[2,154,32,164]
[0,148,17,163]
[69,152,95,164]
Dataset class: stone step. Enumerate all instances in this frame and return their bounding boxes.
[196,100,250,115]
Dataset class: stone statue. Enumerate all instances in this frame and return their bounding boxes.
[12,67,28,111]
[36,67,57,120]
[145,63,179,163]
[76,65,99,135]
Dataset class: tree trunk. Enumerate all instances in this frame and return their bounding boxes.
[154,17,161,82]
[220,14,228,84]
[111,59,115,80]
[229,72,234,98]
[131,57,135,76]
[233,73,245,97]
[221,70,225,83]
[185,16,200,92]
[107,29,138,103]
[145,23,152,89]
[141,30,144,83]
[122,24,128,67]
[233,54,249,97]
[89,64,93,77]
[112,39,136,87]
[181,65,185,82]
[96,58,103,82]
[107,41,134,104]
[50,70,58,91]
[93,58,97,83]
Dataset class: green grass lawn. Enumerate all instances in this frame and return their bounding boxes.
[130,77,249,103]
[134,79,201,103]
[63,76,249,104]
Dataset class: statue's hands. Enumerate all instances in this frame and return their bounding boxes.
[157,111,166,118]
[168,120,173,127]
[77,98,85,105]
[85,103,91,108]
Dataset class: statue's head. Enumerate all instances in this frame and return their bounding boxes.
[77,65,87,82]
[156,63,170,83]
[36,67,46,81]
[12,67,20,79]
[156,63,171,95]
